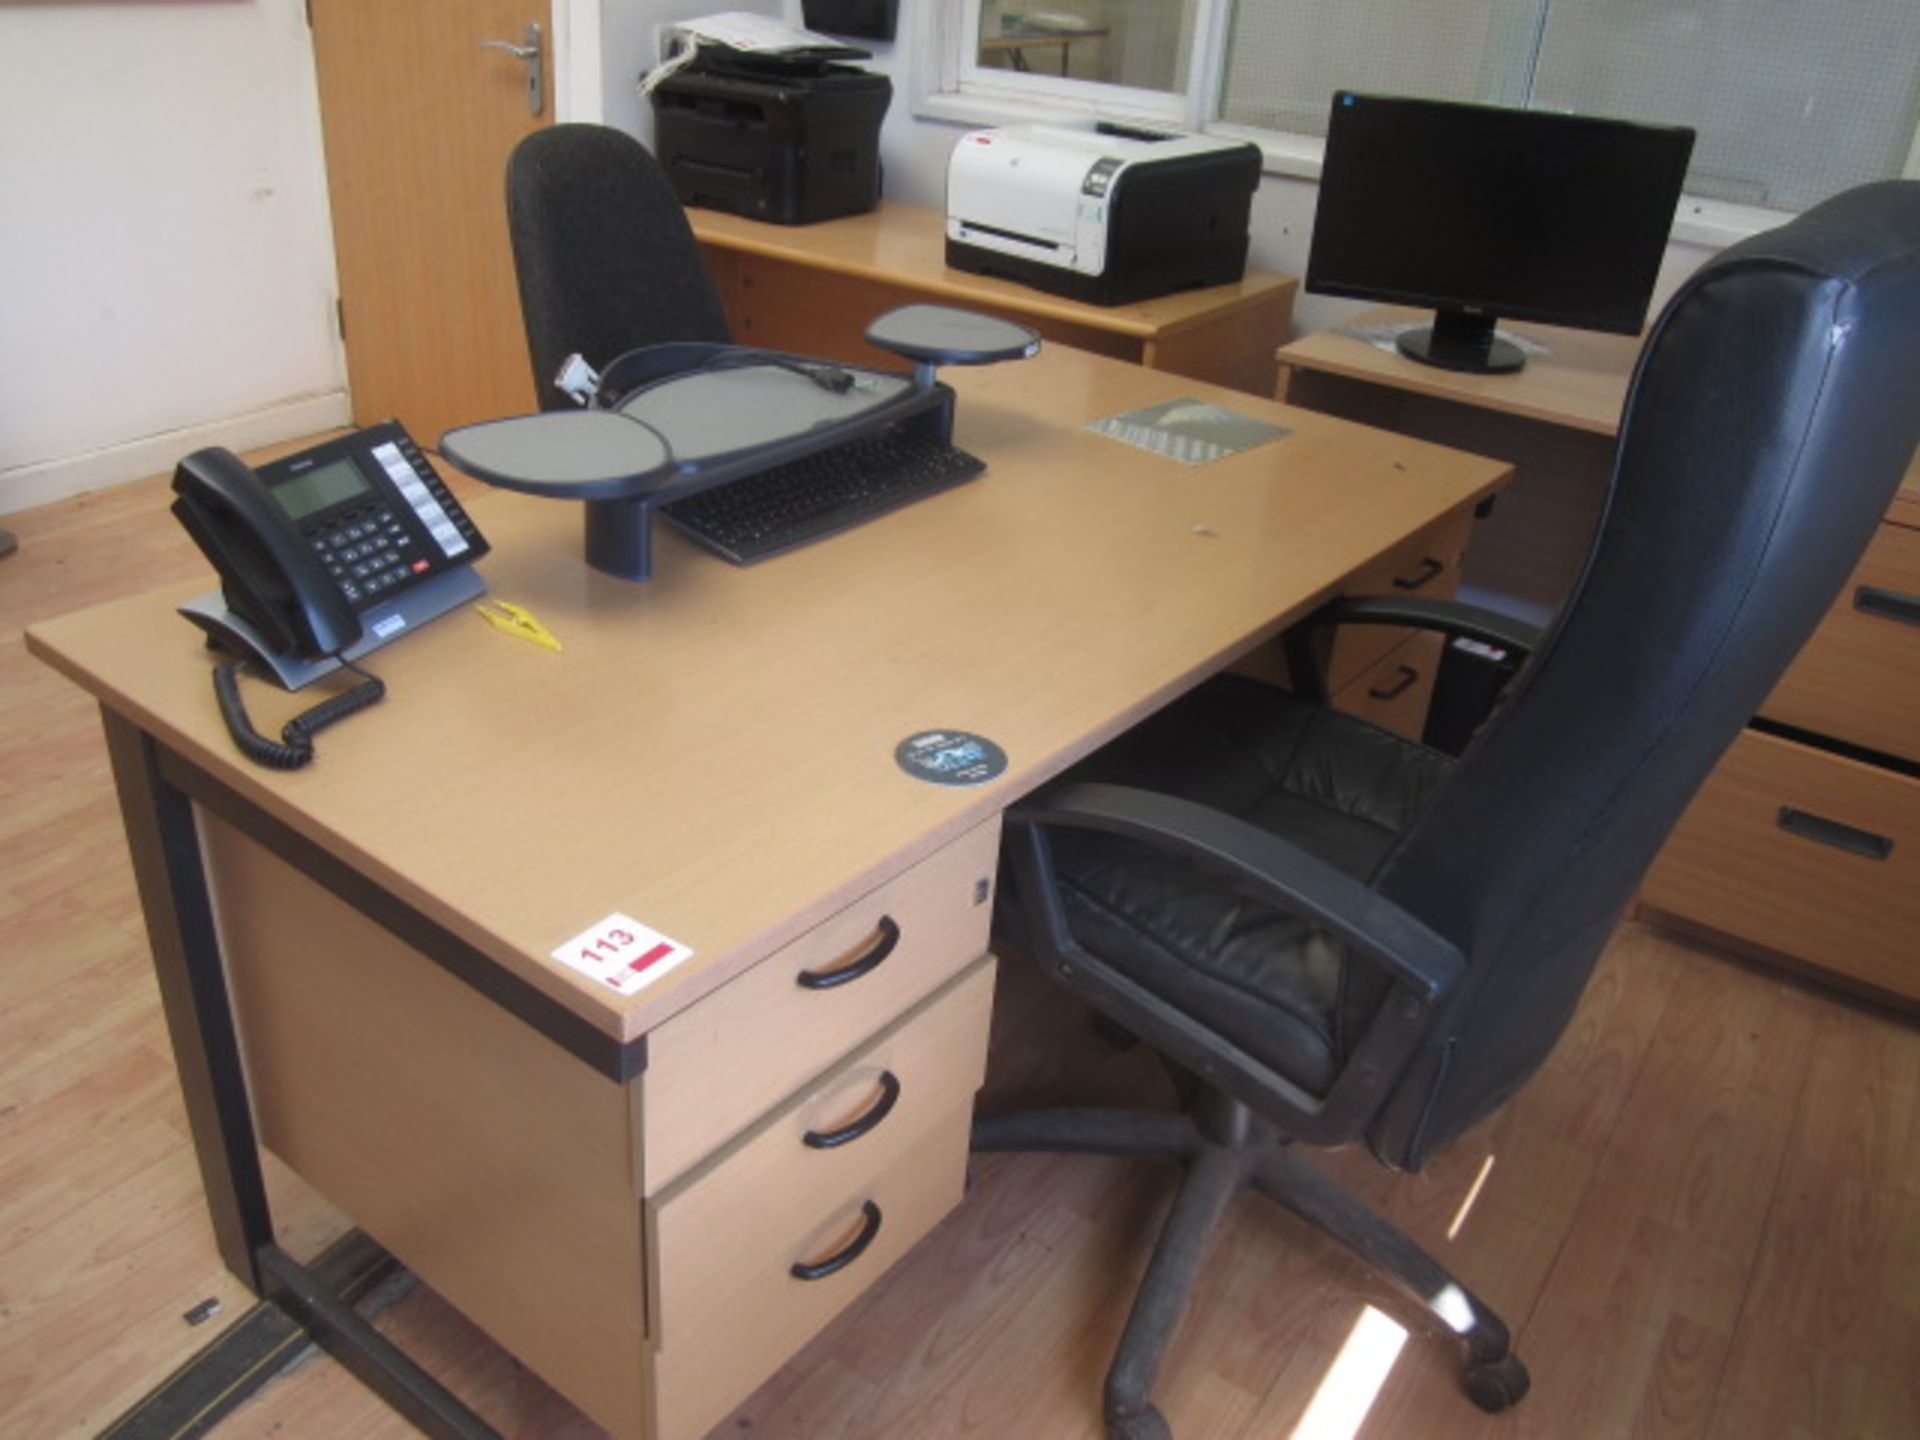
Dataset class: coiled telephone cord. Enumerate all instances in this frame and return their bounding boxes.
[213,656,386,770]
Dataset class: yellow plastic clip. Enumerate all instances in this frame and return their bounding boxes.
[474,599,562,652]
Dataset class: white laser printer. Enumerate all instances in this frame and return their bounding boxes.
[945,123,1262,306]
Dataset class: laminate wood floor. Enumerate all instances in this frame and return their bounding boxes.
[4,470,1917,1439]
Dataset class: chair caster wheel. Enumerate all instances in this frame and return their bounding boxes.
[1462,1352,1531,1412]
[1107,1404,1172,1440]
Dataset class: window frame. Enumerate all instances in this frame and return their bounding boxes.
[909,1,1920,249]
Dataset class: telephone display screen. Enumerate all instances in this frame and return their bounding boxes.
[273,458,372,522]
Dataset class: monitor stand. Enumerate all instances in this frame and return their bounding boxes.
[1396,308,1526,374]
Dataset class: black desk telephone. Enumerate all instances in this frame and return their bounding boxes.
[171,421,489,768]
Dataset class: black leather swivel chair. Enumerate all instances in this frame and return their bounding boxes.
[504,123,731,410]
[983,181,1920,1439]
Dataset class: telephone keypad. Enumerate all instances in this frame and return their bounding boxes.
[262,420,488,617]
[310,501,426,604]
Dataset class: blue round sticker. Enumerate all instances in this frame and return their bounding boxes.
[895,730,1008,786]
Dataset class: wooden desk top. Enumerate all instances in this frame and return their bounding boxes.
[1277,305,1641,437]
[690,199,1297,342]
[29,347,1505,1047]
[1281,308,1920,526]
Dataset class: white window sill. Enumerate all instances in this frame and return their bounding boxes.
[916,89,1182,133]
[1669,195,1794,250]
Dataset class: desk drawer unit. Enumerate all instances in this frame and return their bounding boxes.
[203,813,999,1440]
[1757,517,1920,763]
[1640,729,1919,999]
[1231,508,1469,709]
[646,959,993,1440]
[1642,501,1920,1006]
[1326,509,1471,691]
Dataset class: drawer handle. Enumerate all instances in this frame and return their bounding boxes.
[789,1200,883,1281]
[1776,806,1894,861]
[1854,584,1920,629]
[803,1070,901,1149]
[1368,664,1420,701]
[796,916,900,990]
[1391,556,1445,591]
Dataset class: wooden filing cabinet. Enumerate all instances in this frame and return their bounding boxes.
[690,200,1298,397]
[204,810,1001,1440]
[1640,462,1920,1006]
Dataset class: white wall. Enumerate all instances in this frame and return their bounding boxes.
[0,0,347,516]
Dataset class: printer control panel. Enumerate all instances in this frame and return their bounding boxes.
[1076,157,1127,274]
[1082,157,1123,197]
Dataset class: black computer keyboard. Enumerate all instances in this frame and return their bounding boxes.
[661,424,986,564]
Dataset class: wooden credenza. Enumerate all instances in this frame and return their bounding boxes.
[691,199,1298,397]
[1639,454,1920,1007]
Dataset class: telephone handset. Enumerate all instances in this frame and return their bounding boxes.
[170,421,490,768]
[171,446,364,661]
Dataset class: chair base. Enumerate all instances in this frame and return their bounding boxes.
[972,1094,1528,1438]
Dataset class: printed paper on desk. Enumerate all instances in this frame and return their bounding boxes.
[552,913,694,996]
[668,12,857,55]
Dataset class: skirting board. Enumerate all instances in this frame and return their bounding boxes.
[0,391,351,517]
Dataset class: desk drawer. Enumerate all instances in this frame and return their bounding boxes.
[1333,631,1444,741]
[1640,729,1920,1001]
[645,959,992,1440]
[1327,509,1470,692]
[1760,518,1920,764]
[637,817,999,1192]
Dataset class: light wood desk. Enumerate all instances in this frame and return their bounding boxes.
[1277,305,1639,615]
[27,345,1504,1440]
[691,199,1297,397]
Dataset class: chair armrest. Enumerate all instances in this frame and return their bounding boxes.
[1284,595,1542,703]
[1318,595,1545,657]
[1006,781,1465,1144]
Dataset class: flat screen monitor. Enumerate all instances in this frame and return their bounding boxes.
[1305,92,1695,374]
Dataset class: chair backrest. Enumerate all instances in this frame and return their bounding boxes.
[1368,181,1920,1169]
[505,123,731,410]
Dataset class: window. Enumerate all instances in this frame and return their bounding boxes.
[927,1,1920,216]
[954,1,1205,123]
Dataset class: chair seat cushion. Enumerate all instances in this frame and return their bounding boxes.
[1045,674,1449,1095]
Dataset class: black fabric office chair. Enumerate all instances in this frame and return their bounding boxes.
[983,180,1920,1439]
[505,123,731,410]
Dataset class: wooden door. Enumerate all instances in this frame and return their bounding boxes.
[309,0,551,445]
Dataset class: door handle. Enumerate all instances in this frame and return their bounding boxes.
[480,22,544,117]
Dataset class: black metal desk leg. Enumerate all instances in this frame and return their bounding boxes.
[103,709,273,1289]
[101,711,503,1440]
